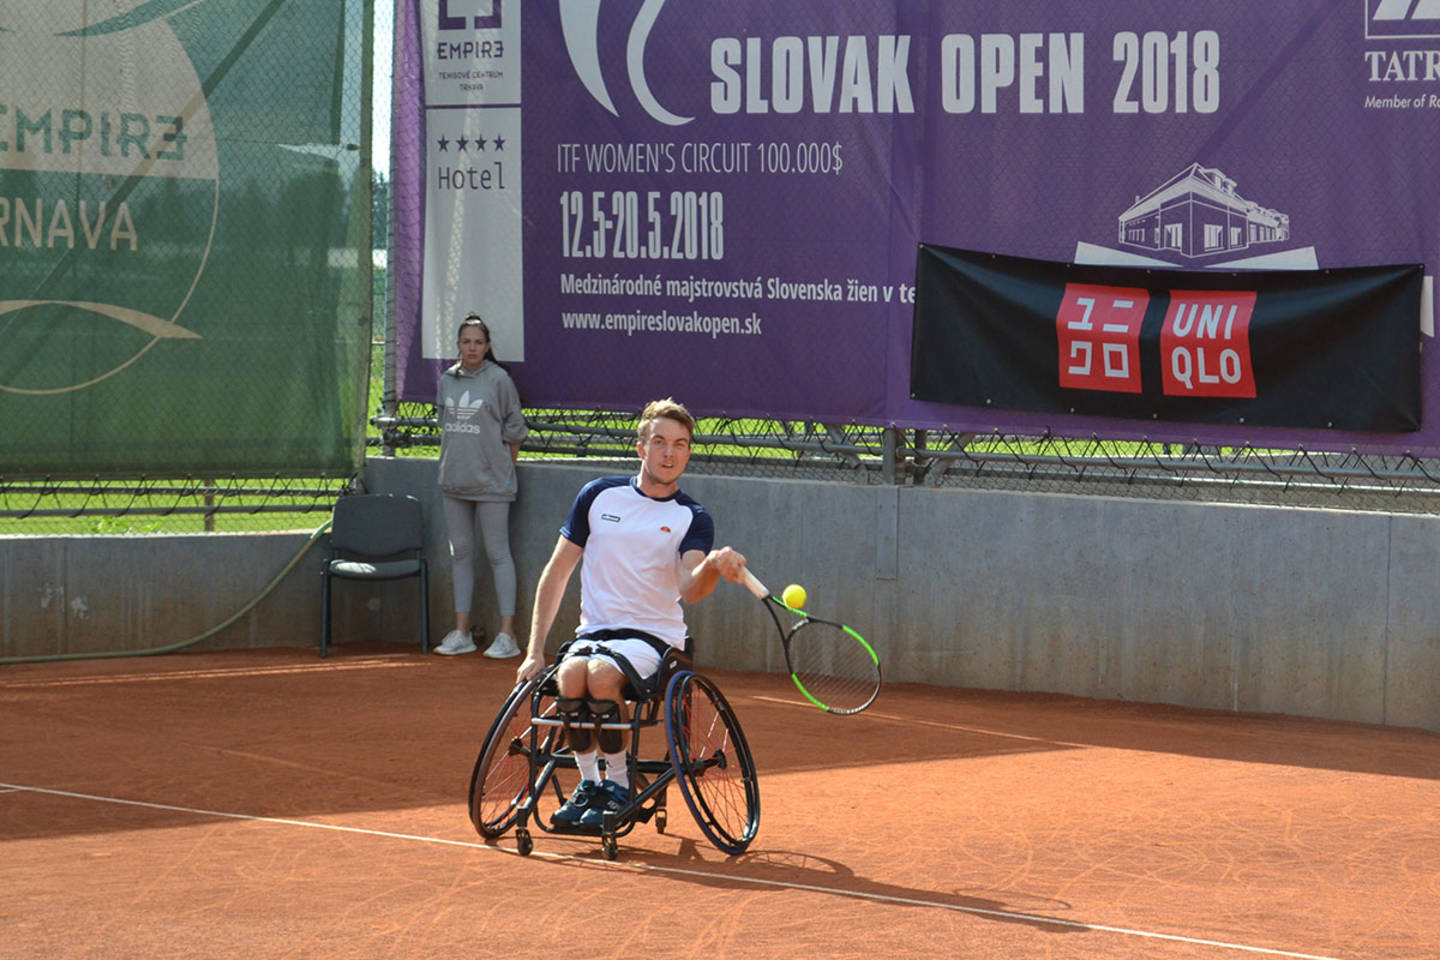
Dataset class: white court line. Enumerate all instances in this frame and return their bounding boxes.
[750,694,1091,748]
[0,658,424,689]
[0,782,1346,960]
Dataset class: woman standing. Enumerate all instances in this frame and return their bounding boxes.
[434,314,528,657]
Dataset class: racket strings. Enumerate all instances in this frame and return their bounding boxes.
[787,621,880,713]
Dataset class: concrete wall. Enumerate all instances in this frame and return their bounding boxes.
[0,525,438,659]
[366,457,1440,733]
[4,456,1439,733]
[1,531,327,657]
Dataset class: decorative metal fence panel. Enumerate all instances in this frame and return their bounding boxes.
[12,400,1440,535]
[370,401,1440,516]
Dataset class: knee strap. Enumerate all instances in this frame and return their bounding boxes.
[574,630,662,699]
[556,697,592,752]
[587,698,624,753]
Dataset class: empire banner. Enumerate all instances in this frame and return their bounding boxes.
[392,1,1440,455]
[0,0,370,478]
[911,246,1424,433]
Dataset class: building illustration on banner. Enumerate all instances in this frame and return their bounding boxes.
[1075,161,1317,274]
[1077,157,1433,336]
[1116,164,1290,261]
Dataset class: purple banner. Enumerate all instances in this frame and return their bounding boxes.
[393,1,1440,454]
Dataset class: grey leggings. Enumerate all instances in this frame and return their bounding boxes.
[441,496,517,617]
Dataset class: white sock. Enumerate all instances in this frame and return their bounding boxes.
[575,751,600,783]
[603,750,629,790]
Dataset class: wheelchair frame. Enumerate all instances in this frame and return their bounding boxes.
[468,643,760,860]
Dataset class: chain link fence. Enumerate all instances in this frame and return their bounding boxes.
[372,403,901,480]
[368,399,1440,516]
[14,404,1439,535]
[13,392,1440,536]
[908,430,1440,513]
[0,475,355,535]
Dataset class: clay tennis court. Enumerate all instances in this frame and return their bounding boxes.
[2,644,1437,959]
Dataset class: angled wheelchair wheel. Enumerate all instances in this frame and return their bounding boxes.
[468,677,547,838]
[665,671,760,855]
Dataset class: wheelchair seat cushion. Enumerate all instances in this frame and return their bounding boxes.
[553,630,694,701]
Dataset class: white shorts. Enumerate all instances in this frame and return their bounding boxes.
[561,637,663,679]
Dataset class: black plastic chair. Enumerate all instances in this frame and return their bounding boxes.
[320,494,429,657]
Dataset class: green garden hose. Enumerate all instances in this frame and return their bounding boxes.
[0,520,332,665]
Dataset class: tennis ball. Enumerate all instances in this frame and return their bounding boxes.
[781,584,807,609]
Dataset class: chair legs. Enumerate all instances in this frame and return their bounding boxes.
[418,561,430,654]
[320,563,429,658]
[320,569,332,658]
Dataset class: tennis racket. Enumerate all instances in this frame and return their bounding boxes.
[741,568,882,715]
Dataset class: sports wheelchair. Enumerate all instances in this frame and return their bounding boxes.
[467,635,760,860]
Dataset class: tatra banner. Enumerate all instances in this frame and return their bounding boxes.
[911,246,1423,432]
[392,1,1440,454]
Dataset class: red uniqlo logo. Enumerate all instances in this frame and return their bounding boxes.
[1160,290,1257,398]
[1055,283,1149,393]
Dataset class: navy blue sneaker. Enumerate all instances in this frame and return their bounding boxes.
[551,779,600,826]
[578,781,631,828]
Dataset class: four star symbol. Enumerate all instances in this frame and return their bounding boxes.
[436,134,506,152]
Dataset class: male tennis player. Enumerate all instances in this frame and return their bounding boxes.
[517,397,748,828]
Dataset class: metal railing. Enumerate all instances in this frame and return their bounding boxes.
[371,403,1440,514]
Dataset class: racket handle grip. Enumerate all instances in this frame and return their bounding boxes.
[741,567,769,599]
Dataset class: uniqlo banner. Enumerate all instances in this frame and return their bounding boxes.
[392,1,1440,453]
[911,246,1423,432]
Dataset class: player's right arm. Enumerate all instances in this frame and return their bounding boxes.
[517,535,583,681]
[679,545,747,603]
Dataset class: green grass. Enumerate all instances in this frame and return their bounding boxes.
[0,488,346,536]
[0,342,383,537]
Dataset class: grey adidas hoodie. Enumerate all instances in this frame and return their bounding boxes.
[435,359,529,501]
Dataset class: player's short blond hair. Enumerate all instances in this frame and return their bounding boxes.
[637,397,696,442]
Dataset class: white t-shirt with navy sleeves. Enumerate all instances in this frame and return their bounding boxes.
[560,476,715,649]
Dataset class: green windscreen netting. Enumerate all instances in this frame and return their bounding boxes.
[0,0,371,477]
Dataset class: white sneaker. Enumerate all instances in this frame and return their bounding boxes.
[434,629,477,656]
[482,632,521,659]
